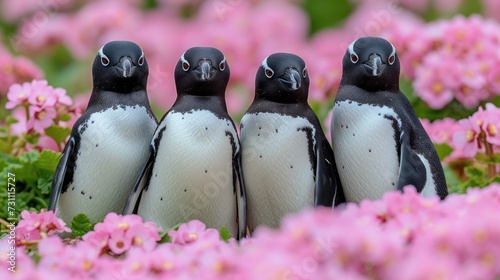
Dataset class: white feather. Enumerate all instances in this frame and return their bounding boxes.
[240,112,315,230]
[332,100,401,203]
[57,106,156,223]
[138,110,239,235]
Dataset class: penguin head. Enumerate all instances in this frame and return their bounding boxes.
[340,37,400,92]
[174,47,230,97]
[92,41,148,93]
[255,53,309,103]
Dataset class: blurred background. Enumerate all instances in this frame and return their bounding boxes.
[1,0,498,122]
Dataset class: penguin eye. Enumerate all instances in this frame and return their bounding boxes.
[265,68,274,78]
[101,57,109,66]
[180,53,190,71]
[388,54,396,65]
[348,39,359,64]
[98,45,110,66]
[302,67,308,78]
[350,53,358,63]
[219,59,226,71]
[138,55,145,66]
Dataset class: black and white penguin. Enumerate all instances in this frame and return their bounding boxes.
[331,36,448,203]
[48,41,158,224]
[123,47,247,239]
[240,53,345,232]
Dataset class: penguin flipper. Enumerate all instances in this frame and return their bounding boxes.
[397,131,426,192]
[122,150,154,215]
[234,152,247,239]
[314,141,345,207]
[48,137,75,211]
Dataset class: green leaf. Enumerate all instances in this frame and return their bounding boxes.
[464,166,485,180]
[19,150,40,164]
[443,165,461,193]
[59,113,72,122]
[44,125,71,145]
[475,153,500,164]
[37,172,53,195]
[5,115,19,125]
[35,149,61,172]
[70,213,94,237]
[158,223,181,244]
[219,225,232,242]
[434,143,453,161]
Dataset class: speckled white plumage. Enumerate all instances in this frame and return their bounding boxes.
[138,109,239,235]
[332,100,401,203]
[57,106,156,224]
[240,112,315,230]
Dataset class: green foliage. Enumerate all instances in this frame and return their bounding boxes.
[219,225,232,242]
[434,143,453,162]
[303,0,354,34]
[158,224,181,244]
[70,213,94,237]
[0,149,60,220]
[44,125,72,146]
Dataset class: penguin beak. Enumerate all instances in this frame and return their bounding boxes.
[363,54,385,77]
[194,59,216,81]
[279,68,301,90]
[115,56,135,78]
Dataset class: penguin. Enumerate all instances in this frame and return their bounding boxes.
[240,53,345,232]
[331,36,448,203]
[48,41,158,224]
[123,47,247,239]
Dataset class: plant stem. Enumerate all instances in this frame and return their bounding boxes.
[483,134,497,179]
[0,218,12,228]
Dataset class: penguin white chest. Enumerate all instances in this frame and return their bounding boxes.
[139,110,238,233]
[240,112,315,229]
[58,106,156,223]
[332,100,401,203]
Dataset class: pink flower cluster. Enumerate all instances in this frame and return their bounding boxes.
[83,213,161,255]
[4,79,83,153]
[0,46,43,94]
[15,209,70,244]
[422,103,500,162]
[388,15,500,109]
[4,184,500,278]
[452,103,500,158]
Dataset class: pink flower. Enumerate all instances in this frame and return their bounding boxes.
[126,222,160,252]
[108,229,133,255]
[27,80,57,108]
[16,209,70,243]
[452,117,482,157]
[168,220,219,245]
[452,103,500,157]
[54,87,72,106]
[413,53,457,109]
[27,105,57,133]
[482,103,500,146]
[5,82,31,109]
[83,213,160,255]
